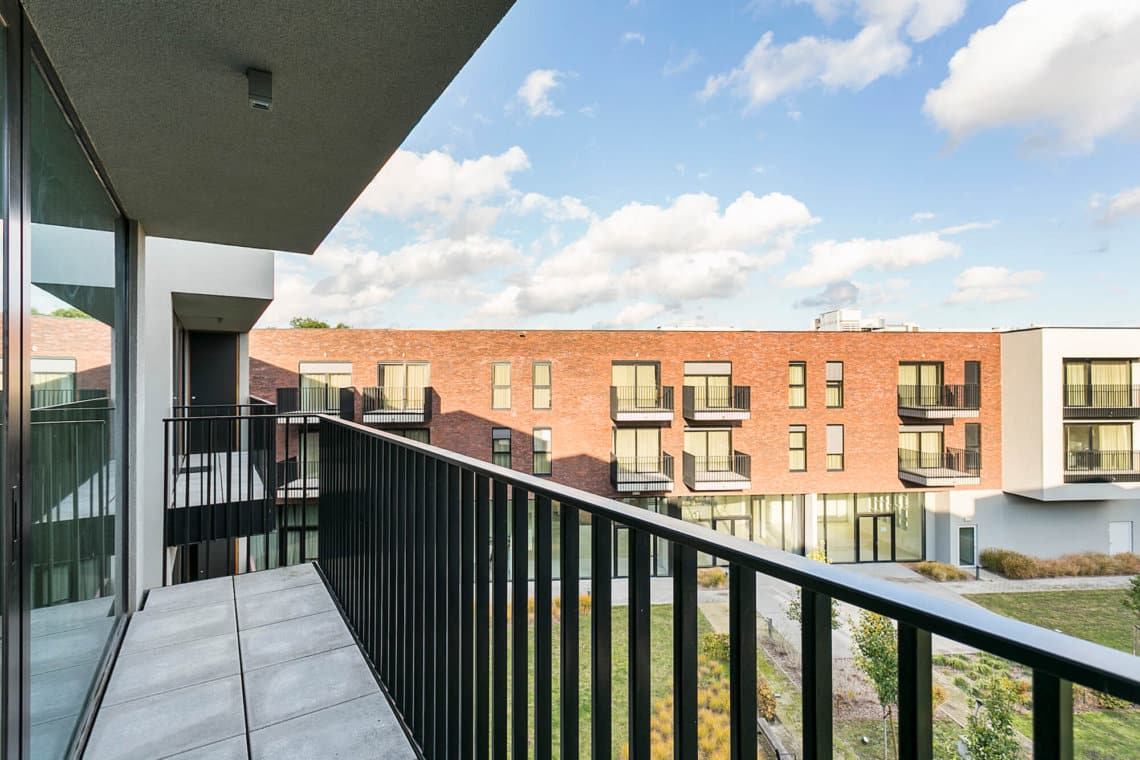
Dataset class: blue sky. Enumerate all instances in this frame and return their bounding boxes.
[259,0,1140,331]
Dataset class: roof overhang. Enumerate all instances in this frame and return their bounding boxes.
[23,1,515,254]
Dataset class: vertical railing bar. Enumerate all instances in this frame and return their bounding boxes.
[560,503,580,760]
[729,565,757,760]
[897,622,933,760]
[492,480,509,758]
[673,543,698,760]
[423,456,438,756]
[511,485,530,759]
[628,528,651,759]
[801,588,833,759]
[460,468,476,758]
[475,474,492,760]
[445,463,461,758]
[1032,671,1073,760]
[592,514,613,760]
[534,494,553,760]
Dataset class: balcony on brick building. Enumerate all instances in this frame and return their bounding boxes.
[610,452,675,492]
[362,385,432,424]
[610,385,674,422]
[682,385,750,422]
[682,451,752,491]
[898,446,981,486]
[897,383,980,419]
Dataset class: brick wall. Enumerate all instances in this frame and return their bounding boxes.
[30,315,113,392]
[249,328,1003,499]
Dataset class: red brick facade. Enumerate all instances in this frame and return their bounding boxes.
[249,329,1002,500]
[30,315,113,392]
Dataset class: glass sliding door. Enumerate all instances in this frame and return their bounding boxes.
[28,59,124,758]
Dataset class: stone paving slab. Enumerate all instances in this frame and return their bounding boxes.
[249,693,415,760]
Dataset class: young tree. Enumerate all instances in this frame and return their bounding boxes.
[850,610,898,759]
[785,550,841,630]
[48,306,91,318]
[964,676,1022,760]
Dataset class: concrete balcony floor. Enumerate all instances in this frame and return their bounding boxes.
[83,564,413,759]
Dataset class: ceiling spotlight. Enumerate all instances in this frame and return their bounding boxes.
[247,68,272,111]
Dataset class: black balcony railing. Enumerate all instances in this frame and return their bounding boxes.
[610,385,673,416]
[682,451,751,489]
[1064,449,1140,483]
[898,446,981,478]
[362,385,432,421]
[276,386,355,418]
[1063,385,1140,418]
[610,453,674,490]
[682,385,750,418]
[897,383,980,413]
[317,415,1140,759]
[163,410,320,583]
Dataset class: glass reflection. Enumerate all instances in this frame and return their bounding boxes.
[28,63,122,758]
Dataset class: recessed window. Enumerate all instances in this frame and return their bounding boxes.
[826,361,843,408]
[533,361,552,409]
[683,361,731,409]
[492,427,512,468]
[492,362,511,409]
[788,362,806,408]
[789,425,807,472]
[826,424,844,471]
[533,428,552,475]
[298,361,352,411]
[377,362,429,411]
[612,361,661,408]
[684,429,732,472]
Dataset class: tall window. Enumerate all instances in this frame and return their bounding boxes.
[378,361,429,410]
[965,423,981,470]
[533,428,552,475]
[898,362,943,406]
[789,362,806,408]
[612,361,660,408]
[393,429,430,444]
[533,361,552,409]
[492,427,512,468]
[789,425,807,471]
[684,429,732,471]
[1064,359,1132,407]
[299,362,352,411]
[684,361,731,409]
[826,361,843,408]
[826,425,844,471]
[492,362,511,409]
[899,429,944,469]
[614,427,661,472]
[1065,423,1132,471]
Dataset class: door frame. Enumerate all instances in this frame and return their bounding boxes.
[855,513,896,563]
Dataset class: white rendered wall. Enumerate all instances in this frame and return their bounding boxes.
[130,235,274,606]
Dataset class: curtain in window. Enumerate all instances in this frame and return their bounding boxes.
[406,363,429,410]
[492,364,511,408]
[533,363,551,409]
[1065,362,1089,406]
[1094,424,1132,470]
[683,375,705,409]
[635,364,658,408]
[789,427,806,471]
[788,364,805,407]
[920,364,942,406]
[380,364,404,409]
[684,430,707,458]
[636,428,660,471]
[1092,361,1130,407]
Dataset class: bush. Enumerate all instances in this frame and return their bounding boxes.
[932,684,948,712]
[700,632,731,662]
[953,675,971,693]
[756,676,777,721]
[579,593,591,616]
[697,567,728,588]
[912,561,970,582]
[981,548,1140,579]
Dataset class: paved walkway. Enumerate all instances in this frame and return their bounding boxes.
[940,568,1134,594]
[83,564,414,760]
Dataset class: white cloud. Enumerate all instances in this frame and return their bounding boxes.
[510,193,592,222]
[517,69,566,118]
[1091,186,1140,225]
[663,49,702,76]
[599,302,665,328]
[924,0,1140,151]
[783,231,960,287]
[622,31,646,45]
[702,0,965,107]
[349,147,529,222]
[911,210,937,221]
[489,190,817,318]
[945,266,1043,304]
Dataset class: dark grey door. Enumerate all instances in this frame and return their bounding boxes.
[188,331,237,453]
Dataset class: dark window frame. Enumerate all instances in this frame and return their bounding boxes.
[789,424,807,472]
[789,361,807,408]
[826,361,844,408]
[491,361,511,410]
[491,427,512,468]
[533,427,552,476]
[532,360,552,410]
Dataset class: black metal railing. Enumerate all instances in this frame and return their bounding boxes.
[682,385,750,418]
[317,415,1140,759]
[610,385,673,416]
[276,386,355,419]
[1063,385,1140,417]
[163,411,320,584]
[610,453,674,490]
[898,446,981,478]
[30,386,106,409]
[682,451,751,489]
[897,383,980,412]
[1064,449,1140,483]
[362,385,432,421]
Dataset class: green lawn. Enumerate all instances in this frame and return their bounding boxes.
[965,589,1134,652]
[965,589,1140,759]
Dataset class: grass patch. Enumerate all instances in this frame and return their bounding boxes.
[911,561,971,582]
[980,549,1140,579]
[964,589,1134,652]
[1013,711,1140,760]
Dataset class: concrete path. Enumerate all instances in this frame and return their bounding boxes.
[83,564,414,760]
[940,569,1134,594]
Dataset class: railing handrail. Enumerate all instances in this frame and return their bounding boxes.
[681,384,750,412]
[1063,384,1140,406]
[896,382,980,409]
[610,384,674,411]
[362,384,430,412]
[315,412,1140,703]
